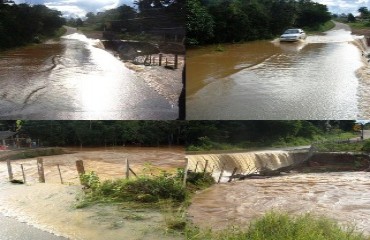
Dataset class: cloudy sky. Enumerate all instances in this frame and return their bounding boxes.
[12,0,370,18]
[316,0,370,15]
[13,0,135,18]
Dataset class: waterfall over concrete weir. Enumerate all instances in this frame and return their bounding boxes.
[187,150,310,182]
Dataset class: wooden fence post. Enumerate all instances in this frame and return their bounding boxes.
[228,167,238,182]
[76,160,85,175]
[6,159,13,181]
[20,164,26,183]
[183,158,189,187]
[129,167,138,178]
[174,54,178,69]
[203,160,209,175]
[194,161,199,172]
[125,158,130,179]
[57,164,63,184]
[217,166,225,184]
[37,158,45,183]
[76,160,85,184]
[159,53,162,66]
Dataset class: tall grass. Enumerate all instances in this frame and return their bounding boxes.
[78,171,186,206]
[186,212,368,240]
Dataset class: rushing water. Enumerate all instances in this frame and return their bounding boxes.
[0,147,185,239]
[187,24,366,120]
[187,150,309,182]
[188,172,370,234]
[0,33,177,120]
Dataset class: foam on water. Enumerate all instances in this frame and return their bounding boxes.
[188,172,370,234]
[61,33,105,49]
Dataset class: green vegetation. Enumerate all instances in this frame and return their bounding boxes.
[186,121,358,151]
[304,20,335,34]
[186,212,368,240]
[2,121,187,147]
[69,0,184,41]
[315,141,364,152]
[187,0,332,45]
[1,120,359,150]
[77,171,186,207]
[0,3,65,50]
[77,170,214,208]
[76,170,214,232]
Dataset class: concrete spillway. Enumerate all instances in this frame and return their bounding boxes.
[187,149,310,182]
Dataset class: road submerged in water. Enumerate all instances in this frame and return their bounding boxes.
[0,28,178,120]
[187,22,367,120]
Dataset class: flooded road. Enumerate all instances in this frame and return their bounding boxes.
[0,147,185,239]
[0,213,66,240]
[187,22,366,119]
[0,33,177,120]
[188,172,370,234]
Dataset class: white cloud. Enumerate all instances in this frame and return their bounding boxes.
[14,0,135,18]
[315,0,370,14]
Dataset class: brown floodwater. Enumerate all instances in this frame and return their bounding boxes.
[187,26,366,120]
[188,172,370,234]
[0,147,185,239]
[0,33,177,119]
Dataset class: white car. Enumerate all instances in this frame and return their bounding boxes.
[280,29,307,42]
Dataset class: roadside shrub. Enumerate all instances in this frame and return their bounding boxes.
[186,212,367,240]
[186,172,215,189]
[80,171,100,190]
[362,140,370,152]
[80,172,187,205]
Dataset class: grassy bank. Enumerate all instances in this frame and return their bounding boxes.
[304,20,336,34]
[187,132,358,152]
[186,212,368,240]
[346,22,370,29]
[75,170,214,232]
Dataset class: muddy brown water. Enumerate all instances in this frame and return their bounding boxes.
[0,33,177,120]
[187,27,366,120]
[0,147,185,240]
[188,172,370,234]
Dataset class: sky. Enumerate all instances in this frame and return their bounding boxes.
[12,0,370,18]
[315,0,370,15]
[13,0,135,18]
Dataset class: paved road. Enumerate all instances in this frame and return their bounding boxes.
[0,214,67,240]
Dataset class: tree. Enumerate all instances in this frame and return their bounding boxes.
[358,6,369,18]
[75,18,83,27]
[186,0,214,45]
[347,13,356,22]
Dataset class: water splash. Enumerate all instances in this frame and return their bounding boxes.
[187,150,308,182]
[61,33,105,49]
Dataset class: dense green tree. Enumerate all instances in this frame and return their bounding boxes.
[0,3,65,49]
[347,13,356,22]
[187,0,332,45]
[358,6,369,18]
[186,0,214,45]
